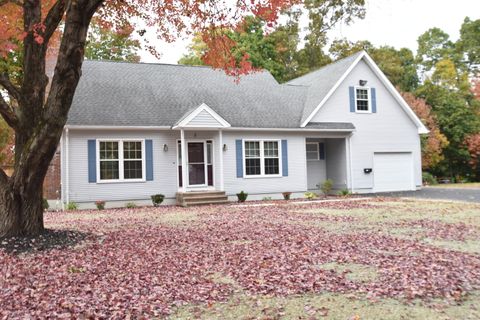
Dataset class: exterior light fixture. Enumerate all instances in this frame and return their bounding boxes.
[163,144,168,152]
[223,144,228,151]
[359,80,368,86]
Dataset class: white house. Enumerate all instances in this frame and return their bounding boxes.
[53,51,428,207]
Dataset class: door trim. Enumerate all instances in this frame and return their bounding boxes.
[177,139,215,191]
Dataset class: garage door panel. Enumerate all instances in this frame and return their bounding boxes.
[374,152,414,192]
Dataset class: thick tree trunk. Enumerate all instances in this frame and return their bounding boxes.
[0,0,103,237]
[0,181,44,238]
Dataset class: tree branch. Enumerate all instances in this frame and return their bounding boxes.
[42,0,67,44]
[0,94,18,129]
[0,73,22,103]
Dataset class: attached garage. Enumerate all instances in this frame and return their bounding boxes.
[373,152,415,192]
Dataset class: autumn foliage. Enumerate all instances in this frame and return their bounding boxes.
[401,91,449,169]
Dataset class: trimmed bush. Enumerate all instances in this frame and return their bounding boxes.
[304,192,317,200]
[95,200,106,210]
[67,202,78,210]
[151,194,165,207]
[282,192,292,200]
[338,188,351,197]
[319,179,334,196]
[126,202,137,209]
[237,191,248,202]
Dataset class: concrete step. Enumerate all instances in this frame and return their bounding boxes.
[184,199,230,206]
[176,191,229,207]
[181,191,226,198]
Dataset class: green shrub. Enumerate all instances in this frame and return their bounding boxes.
[95,200,105,210]
[43,198,49,211]
[237,191,248,202]
[66,202,78,210]
[262,196,273,201]
[318,179,334,196]
[422,172,438,185]
[151,194,165,207]
[304,192,317,200]
[126,202,137,209]
[338,188,351,197]
[282,192,292,200]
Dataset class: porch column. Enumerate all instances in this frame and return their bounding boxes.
[180,129,188,192]
[218,129,224,191]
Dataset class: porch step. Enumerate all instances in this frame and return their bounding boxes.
[176,191,229,207]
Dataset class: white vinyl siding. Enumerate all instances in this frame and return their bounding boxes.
[309,59,422,192]
[184,110,223,127]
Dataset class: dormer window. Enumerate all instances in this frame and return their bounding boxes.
[355,87,371,113]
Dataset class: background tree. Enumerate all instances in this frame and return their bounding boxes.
[401,91,448,170]
[85,18,141,62]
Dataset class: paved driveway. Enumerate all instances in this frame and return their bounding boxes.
[370,186,480,203]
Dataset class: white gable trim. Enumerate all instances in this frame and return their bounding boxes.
[300,51,429,134]
[173,103,231,129]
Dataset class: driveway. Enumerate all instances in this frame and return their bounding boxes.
[370,186,480,203]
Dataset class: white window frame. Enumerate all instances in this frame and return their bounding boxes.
[354,86,371,113]
[243,139,282,178]
[306,142,320,161]
[96,139,146,183]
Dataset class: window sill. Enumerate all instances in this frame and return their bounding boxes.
[355,110,372,114]
[243,174,283,179]
[96,179,147,184]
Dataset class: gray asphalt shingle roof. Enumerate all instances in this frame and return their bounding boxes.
[286,51,363,125]
[68,53,361,129]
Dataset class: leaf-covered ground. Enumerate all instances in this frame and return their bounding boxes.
[1,198,479,319]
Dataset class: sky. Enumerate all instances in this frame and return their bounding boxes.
[140,0,480,64]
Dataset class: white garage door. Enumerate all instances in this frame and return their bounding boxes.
[373,152,414,192]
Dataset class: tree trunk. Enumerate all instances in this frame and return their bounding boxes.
[0,181,44,238]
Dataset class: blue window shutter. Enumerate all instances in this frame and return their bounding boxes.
[87,140,96,183]
[145,139,153,181]
[349,86,355,112]
[281,140,288,176]
[371,87,377,113]
[236,140,243,178]
[319,143,325,160]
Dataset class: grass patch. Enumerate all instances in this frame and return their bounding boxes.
[155,211,198,226]
[170,291,480,320]
[424,238,480,254]
[430,183,480,189]
[319,262,378,283]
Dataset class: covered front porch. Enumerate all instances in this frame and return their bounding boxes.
[173,103,230,206]
[305,133,354,192]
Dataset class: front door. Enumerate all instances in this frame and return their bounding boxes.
[187,142,207,186]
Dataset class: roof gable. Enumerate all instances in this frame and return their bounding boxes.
[173,103,231,128]
[287,51,428,134]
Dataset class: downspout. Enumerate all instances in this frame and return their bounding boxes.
[65,128,69,206]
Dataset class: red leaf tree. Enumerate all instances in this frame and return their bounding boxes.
[0,0,300,237]
[401,91,449,170]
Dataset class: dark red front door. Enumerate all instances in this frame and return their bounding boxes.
[187,142,206,185]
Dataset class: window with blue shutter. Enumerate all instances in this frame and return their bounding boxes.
[349,86,355,112]
[371,87,377,113]
[236,139,243,178]
[88,140,97,183]
[281,140,288,176]
[145,139,153,181]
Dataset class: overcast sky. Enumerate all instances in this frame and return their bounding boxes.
[140,0,480,64]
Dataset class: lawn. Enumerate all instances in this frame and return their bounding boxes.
[1,198,479,319]
[430,182,480,189]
